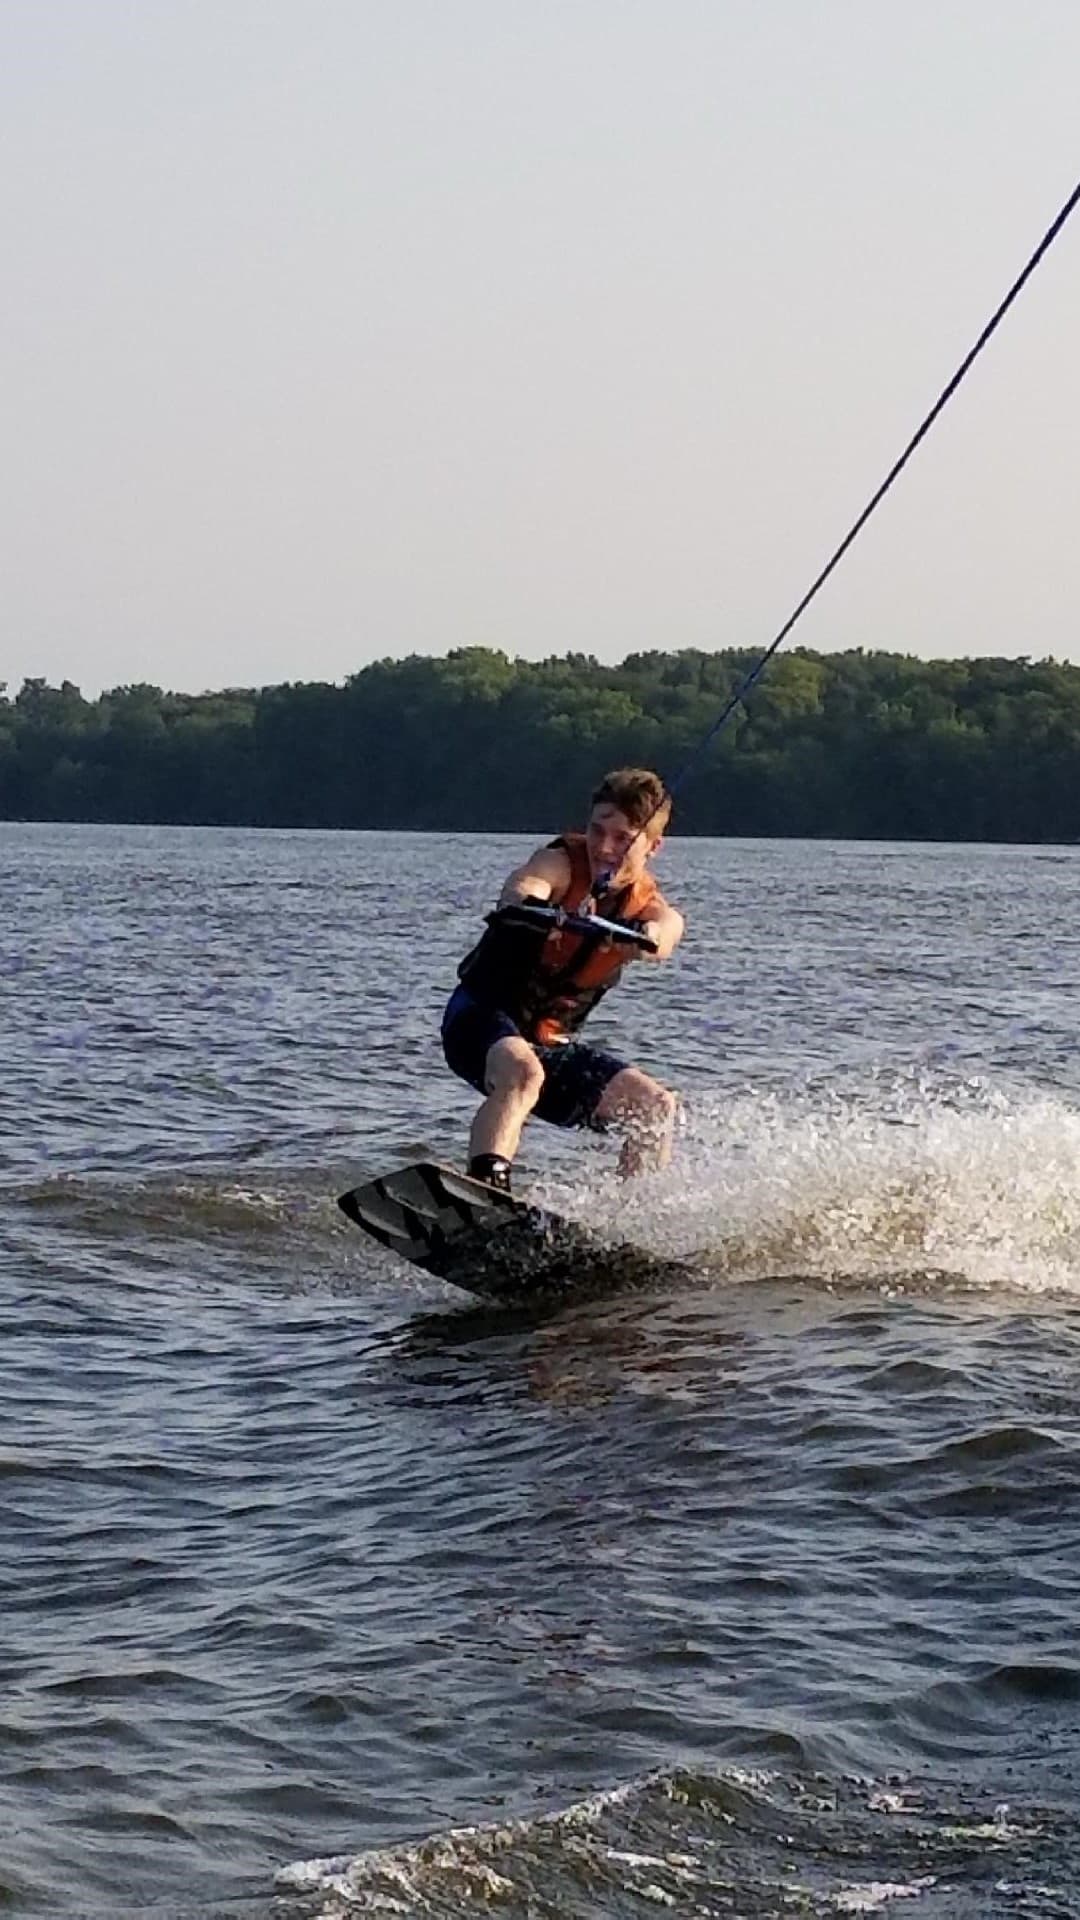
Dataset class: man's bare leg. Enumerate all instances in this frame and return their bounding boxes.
[594,1066,677,1176]
[468,1036,546,1167]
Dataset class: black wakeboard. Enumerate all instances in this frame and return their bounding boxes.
[336,1160,677,1302]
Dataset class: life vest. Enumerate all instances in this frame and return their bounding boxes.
[457,831,667,1044]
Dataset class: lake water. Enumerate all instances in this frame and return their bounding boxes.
[2,824,1080,1918]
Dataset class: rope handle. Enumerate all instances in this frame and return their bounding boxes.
[494,900,659,952]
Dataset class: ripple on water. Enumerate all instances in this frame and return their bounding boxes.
[4,832,1080,1912]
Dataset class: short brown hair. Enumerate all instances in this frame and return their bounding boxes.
[591,767,672,836]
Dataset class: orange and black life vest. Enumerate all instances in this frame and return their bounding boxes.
[457,832,667,1044]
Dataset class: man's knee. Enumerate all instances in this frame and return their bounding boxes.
[595,1066,677,1132]
[486,1040,545,1104]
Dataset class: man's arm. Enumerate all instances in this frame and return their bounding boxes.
[497,845,573,908]
[633,903,685,963]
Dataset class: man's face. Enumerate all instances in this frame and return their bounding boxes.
[585,802,659,887]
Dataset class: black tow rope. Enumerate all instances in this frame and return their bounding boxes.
[597,173,1080,886]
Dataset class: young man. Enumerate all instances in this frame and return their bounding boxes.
[441,767,685,1191]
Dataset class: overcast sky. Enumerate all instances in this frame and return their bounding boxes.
[3,1,1077,699]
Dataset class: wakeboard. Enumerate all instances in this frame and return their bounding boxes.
[336,1160,676,1302]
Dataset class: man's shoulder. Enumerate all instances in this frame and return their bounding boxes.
[502,841,574,900]
[531,839,575,867]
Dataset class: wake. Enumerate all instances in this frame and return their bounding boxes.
[539,1073,1080,1298]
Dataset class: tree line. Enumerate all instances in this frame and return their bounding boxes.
[2,646,1079,841]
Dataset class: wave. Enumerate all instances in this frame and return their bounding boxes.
[541,1073,1080,1299]
[7,1073,1080,1301]
[4,1165,349,1243]
[277,1763,1076,1918]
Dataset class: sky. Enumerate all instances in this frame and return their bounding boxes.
[2,1,1078,699]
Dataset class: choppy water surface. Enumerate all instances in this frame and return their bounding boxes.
[2,825,1080,1918]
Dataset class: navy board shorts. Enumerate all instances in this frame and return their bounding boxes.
[441,986,627,1131]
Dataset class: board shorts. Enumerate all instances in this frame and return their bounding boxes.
[441,986,627,1131]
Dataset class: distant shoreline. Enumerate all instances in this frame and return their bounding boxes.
[4,646,1079,842]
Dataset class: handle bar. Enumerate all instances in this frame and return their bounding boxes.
[497,901,658,952]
